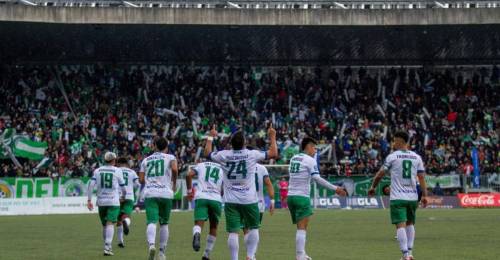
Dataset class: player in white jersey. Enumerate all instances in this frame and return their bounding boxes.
[116,157,140,248]
[242,162,275,257]
[139,137,178,260]
[369,131,428,260]
[186,161,224,260]
[87,152,127,256]
[287,137,347,260]
[204,125,278,260]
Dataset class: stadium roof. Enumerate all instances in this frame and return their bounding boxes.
[1,22,499,65]
[3,0,500,9]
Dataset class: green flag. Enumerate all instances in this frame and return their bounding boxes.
[13,138,48,160]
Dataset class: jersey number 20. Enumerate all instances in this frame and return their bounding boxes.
[147,160,165,177]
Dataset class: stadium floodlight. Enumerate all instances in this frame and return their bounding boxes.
[434,1,449,8]
[123,1,139,7]
[19,0,37,6]
[227,1,241,9]
[334,2,348,9]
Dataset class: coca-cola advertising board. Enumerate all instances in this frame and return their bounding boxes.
[457,193,500,208]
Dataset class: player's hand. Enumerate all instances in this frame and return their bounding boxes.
[368,187,376,197]
[336,187,347,197]
[267,123,276,138]
[420,196,428,208]
[269,200,275,216]
[187,191,194,201]
[87,200,94,211]
[209,125,218,138]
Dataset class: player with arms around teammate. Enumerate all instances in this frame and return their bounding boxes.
[116,157,140,248]
[186,160,224,260]
[368,131,428,260]
[139,137,179,260]
[288,137,347,260]
[87,152,127,256]
[204,125,278,260]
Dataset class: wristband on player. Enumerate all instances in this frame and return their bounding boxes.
[207,136,214,141]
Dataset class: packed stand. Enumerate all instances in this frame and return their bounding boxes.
[0,65,498,178]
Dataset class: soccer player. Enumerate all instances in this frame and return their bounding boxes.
[186,160,224,260]
[87,152,127,256]
[204,125,278,260]
[116,157,140,248]
[243,163,275,259]
[368,131,428,260]
[287,137,347,260]
[139,137,178,260]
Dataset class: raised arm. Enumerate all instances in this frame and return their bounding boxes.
[266,124,278,159]
[204,125,218,159]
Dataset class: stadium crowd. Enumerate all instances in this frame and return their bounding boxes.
[0,65,498,178]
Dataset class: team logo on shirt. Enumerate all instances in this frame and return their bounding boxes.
[0,180,14,198]
[61,179,87,197]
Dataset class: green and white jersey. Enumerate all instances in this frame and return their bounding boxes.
[209,149,267,204]
[140,152,177,199]
[120,167,139,201]
[288,153,319,198]
[382,150,425,201]
[255,164,270,213]
[91,166,126,207]
[192,162,224,202]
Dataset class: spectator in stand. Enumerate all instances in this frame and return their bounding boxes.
[0,65,497,179]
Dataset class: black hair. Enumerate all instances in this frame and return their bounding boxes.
[393,131,409,143]
[231,131,245,150]
[117,157,128,165]
[155,137,168,151]
[382,184,391,196]
[301,136,317,151]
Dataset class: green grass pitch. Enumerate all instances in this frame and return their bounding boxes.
[1,209,499,259]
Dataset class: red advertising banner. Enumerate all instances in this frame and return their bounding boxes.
[457,193,500,207]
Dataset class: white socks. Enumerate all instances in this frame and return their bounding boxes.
[228,232,239,260]
[406,225,415,255]
[117,225,124,243]
[124,217,131,226]
[296,230,307,258]
[104,224,114,249]
[160,225,169,253]
[397,227,409,256]
[147,223,157,246]
[245,229,260,259]
[193,225,202,235]
[204,235,216,257]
